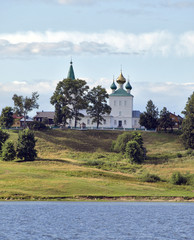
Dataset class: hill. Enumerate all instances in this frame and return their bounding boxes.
[0,129,194,201]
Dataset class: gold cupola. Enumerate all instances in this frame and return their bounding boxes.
[116,72,126,85]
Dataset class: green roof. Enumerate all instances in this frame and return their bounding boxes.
[67,61,75,80]
[109,88,133,97]
[125,81,132,90]
[110,81,117,90]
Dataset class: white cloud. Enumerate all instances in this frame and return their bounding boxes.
[132,82,194,114]
[0,30,193,58]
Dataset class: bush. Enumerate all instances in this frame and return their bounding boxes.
[16,129,37,161]
[112,132,132,153]
[28,121,48,131]
[125,140,144,164]
[171,172,188,185]
[141,173,161,183]
[176,153,182,158]
[0,129,9,153]
[2,141,16,161]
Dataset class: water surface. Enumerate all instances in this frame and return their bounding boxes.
[0,202,193,240]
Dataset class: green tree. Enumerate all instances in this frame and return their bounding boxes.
[0,107,14,129]
[12,92,39,128]
[51,79,89,127]
[16,129,37,161]
[139,100,159,130]
[159,107,174,132]
[2,141,16,161]
[0,129,9,153]
[112,132,133,153]
[125,140,144,164]
[181,92,194,149]
[87,85,111,128]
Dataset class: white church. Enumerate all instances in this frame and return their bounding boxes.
[67,61,141,129]
[34,61,141,129]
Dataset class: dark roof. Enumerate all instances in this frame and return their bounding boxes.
[132,110,141,118]
[34,111,55,119]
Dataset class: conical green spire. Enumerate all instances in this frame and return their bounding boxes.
[67,60,75,80]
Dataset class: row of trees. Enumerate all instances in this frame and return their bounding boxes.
[0,79,111,129]
[50,78,111,128]
[139,100,176,131]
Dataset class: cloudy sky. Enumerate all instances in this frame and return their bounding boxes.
[0,0,194,116]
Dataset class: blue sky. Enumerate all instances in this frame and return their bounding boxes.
[0,0,194,116]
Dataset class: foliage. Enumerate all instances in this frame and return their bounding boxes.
[170,172,189,185]
[28,121,48,131]
[181,92,194,149]
[125,140,144,164]
[112,132,133,153]
[12,92,39,128]
[2,141,16,161]
[16,129,37,161]
[159,107,174,132]
[0,107,14,129]
[139,100,159,130]
[50,78,89,127]
[0,129,9,152]
[87,85,111,128]
[140,173,161,183]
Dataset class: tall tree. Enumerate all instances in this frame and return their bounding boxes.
[181,92,194,149]
[87,85,111,128]
[159,107,174,132]
[50,78,89,128]
[0,129,9,153]
[0,106,14,128]
[139,100,159,130]
[16,129,37,161]
[12,92,39,128]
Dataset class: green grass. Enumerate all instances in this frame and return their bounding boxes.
[0,129,194,201]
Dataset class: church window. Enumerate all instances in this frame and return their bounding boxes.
[124,101,127,106]
[114,100,116,106]
[119,101,122,106]
[119,111,122,116]
[87,119,90,124]
[114,120,117,125]
[124,120,127,125]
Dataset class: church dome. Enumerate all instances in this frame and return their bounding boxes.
[116,72,126,84]
[125,80,132,90]
[110,80,117,90]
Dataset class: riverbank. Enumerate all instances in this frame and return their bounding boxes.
[0,129,194,201]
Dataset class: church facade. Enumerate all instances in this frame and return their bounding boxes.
[66,61,141,129]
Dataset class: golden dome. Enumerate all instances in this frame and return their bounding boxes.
[117,72,126,84]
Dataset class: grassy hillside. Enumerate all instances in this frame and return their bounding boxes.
[0,129,194,201]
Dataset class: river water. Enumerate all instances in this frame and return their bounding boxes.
[0,202,193,240]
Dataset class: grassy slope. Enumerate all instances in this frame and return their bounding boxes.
[0,129,194,201]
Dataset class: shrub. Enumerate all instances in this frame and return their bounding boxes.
[125,140,144,164]
[2,141,16,161]
[0,129,9,153]
[28,121,48,131]
[171,172,188,185]
[16,129,37,161]
[112,132,132,153]
[176,153,182,158]
[141,173,161,183]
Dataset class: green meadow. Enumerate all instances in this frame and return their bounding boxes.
[0,129,194,201]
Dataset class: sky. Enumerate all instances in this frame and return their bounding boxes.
[0,0,194,117]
